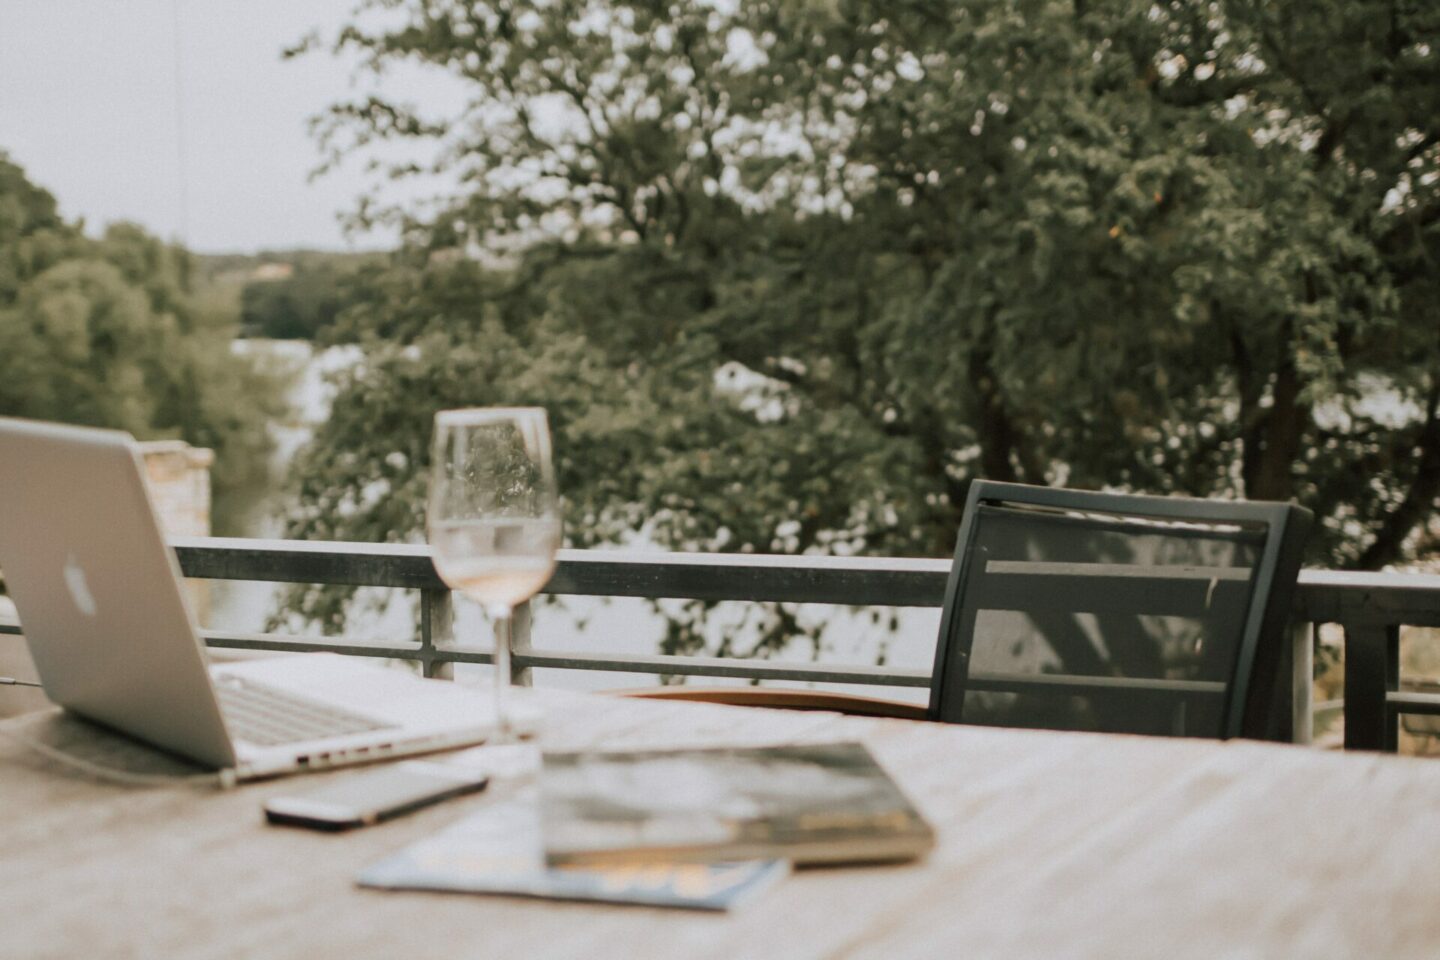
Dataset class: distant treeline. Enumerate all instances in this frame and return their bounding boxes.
[192,251,384,341]
[0,151,277,531]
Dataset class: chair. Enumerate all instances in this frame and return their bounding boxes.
[622,481,1312,740]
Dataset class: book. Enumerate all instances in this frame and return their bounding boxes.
[357,796,788,911]
[540,741,935,867]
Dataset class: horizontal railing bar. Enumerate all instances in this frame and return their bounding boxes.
[202,633,930,685]
[175,538,440,589]
[11,537,1440,725]
[169,537,1440,622]
[1,620,1241,692]
[169,537,952,606]
[548,551,951,607]
[1388,691,1440,717]
[200,631,436,662]
[202,635,1224,691]
[514,649,932,686]
[1295,570,1440,626]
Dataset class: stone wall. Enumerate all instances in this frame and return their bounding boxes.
[138,440,215,538]
[138,439,215,621]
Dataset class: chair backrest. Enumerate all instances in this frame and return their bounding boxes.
[929,482,1312,739]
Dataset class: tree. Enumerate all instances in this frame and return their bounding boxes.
[284,0,1440,651]
[240,260,362,340]
[0,153,277,517]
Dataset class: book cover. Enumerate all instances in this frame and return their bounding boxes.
[541,741,934,867]
[358,796,788,911]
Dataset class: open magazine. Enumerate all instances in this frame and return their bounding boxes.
[359,794,788,911]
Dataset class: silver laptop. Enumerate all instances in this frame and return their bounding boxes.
[0,416,503,780]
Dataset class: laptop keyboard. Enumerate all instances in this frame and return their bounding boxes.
[215,679,395,747]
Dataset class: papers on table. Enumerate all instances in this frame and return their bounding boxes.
[358,792,788,911]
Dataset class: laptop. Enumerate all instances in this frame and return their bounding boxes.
[0,416,508,780]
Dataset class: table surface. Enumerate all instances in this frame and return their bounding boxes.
[4,684,1440,960]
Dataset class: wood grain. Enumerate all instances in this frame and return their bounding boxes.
[4,687,1440,960]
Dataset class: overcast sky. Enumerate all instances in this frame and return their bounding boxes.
[0,0,458,253]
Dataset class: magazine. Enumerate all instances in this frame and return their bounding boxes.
[541,741,934,867]
[358,796,788,911]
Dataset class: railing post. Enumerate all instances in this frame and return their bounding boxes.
[510,600,533,687]
[1344,623,1398,751]
[1291,621,1313,745]
[419,588,456,680]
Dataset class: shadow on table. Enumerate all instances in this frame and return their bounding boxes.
[1,708,214,782]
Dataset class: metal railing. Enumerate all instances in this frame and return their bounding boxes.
[167,536,948,689]
[1297,570,1440,750]
[4,535,1440,751]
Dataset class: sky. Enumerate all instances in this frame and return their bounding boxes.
[0,0,459,253]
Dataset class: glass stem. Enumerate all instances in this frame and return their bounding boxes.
[491,607,512,744]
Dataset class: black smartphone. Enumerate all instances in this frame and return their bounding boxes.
[263,760,489,831]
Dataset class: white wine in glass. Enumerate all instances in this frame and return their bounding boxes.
[427,408,560,754]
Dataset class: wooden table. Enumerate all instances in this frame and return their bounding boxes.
[4,686,1440,960]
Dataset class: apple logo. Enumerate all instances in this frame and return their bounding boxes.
[62,554,98,618]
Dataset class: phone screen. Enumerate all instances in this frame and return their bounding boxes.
[264,761,488,829]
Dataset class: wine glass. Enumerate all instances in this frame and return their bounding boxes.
[427,408,560,763]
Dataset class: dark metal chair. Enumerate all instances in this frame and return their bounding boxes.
[624,481,1312,740]
[929,481,1311,739]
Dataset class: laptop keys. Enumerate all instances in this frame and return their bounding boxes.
[215,679,395,747]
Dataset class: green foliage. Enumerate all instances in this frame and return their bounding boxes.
[286,0,1440,649]
[0,152,278,519]
[239,261,365,340]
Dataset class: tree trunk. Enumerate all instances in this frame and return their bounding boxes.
[1248,325,1304,502]
[1357,382,1440,570]
[1238,316,1307,503]
[968,342,1021,485]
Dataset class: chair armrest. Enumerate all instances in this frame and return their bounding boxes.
[610,686,930,720]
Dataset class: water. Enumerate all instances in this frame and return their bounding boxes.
[204,339,937,699]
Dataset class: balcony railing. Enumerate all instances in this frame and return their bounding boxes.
[4,535,1440,751]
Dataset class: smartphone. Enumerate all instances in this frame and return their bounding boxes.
[264,760,489,831]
